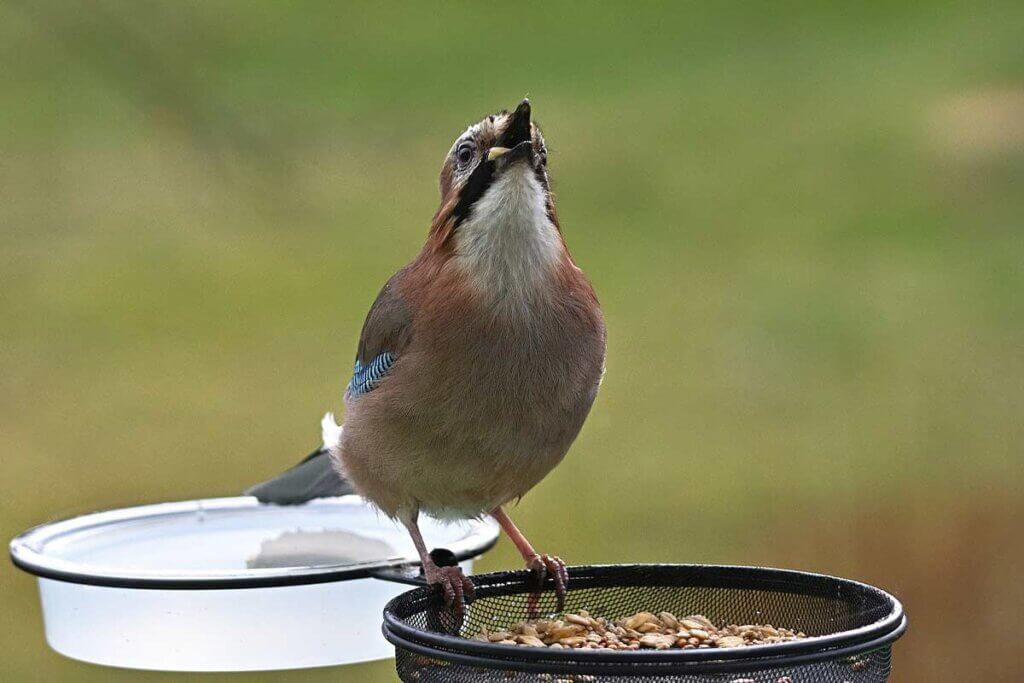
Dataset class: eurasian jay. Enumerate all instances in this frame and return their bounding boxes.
[249,100,606,613]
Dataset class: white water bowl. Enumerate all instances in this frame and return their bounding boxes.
[9,496,498,671]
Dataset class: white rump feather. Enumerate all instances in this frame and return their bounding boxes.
[321,412,342,450]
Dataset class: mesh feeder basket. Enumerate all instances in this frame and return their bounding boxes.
[382,564,906,683]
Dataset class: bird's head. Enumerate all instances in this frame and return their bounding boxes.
[431,99,557,242]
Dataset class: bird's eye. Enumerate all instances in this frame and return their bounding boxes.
[455,141,476,167]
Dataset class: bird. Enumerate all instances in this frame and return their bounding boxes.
[247,99,606,613]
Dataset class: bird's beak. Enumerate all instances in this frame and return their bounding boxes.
[487,146,510,162]
[488,99,534,167]
[451,100,535,224]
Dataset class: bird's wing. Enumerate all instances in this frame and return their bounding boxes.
[346,269,413,399]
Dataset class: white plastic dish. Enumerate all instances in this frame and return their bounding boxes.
[9,496,499,671]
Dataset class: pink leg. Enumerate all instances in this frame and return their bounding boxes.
[492,507,569,612]
[401,512,474,615]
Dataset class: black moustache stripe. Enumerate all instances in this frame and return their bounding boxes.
[452,159,551,228]
[451,159,495,226]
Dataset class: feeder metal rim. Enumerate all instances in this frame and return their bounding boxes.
[9,496,499,590]
[382,564,905,673]
[384,614,905,676]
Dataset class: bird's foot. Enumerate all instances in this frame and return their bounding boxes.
[424,563,475,616]
[526,554,569,615]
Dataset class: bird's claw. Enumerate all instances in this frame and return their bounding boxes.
[426,564,475,616]
[526,554,569,614]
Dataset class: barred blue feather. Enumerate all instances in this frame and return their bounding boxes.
[347,352,395,397]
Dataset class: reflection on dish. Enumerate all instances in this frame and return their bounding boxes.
[247,529,397,569]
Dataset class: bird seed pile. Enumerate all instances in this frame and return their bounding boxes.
[472,610,807,651]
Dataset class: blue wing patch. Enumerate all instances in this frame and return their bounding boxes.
[346,352,396,397]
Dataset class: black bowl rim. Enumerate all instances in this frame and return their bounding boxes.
[382,563,906,676]
[8,496,499,589]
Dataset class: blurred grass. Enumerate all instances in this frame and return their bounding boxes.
[2,1,1023,681]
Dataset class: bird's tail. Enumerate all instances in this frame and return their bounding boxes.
[244,413,354,505]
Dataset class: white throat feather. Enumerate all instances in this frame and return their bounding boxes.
[452,164,561,310]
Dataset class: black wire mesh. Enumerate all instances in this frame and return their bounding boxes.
[383,564,905,683]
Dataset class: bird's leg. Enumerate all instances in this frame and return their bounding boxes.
[401,511,474,615]
[492,507,569,614]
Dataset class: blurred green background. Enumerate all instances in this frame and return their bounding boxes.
[2,1,1022,681]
